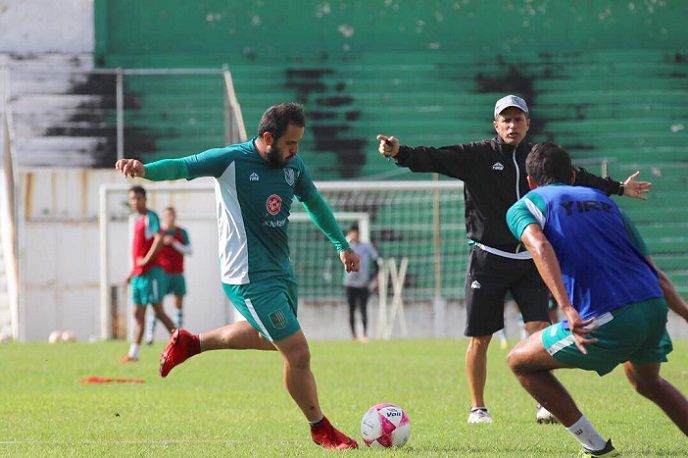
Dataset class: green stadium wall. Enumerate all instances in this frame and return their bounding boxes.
[96,0,686,64]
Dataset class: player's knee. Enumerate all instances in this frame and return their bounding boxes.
[286,345,311,370]
[506,343,529,374]
[632,376,664,400]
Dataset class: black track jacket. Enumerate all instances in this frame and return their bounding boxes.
[395,136,622,252]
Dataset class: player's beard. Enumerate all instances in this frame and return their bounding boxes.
[265,145,288,168]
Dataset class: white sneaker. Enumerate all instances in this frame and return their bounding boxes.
[536,404,558,424]
[467,408,493,424]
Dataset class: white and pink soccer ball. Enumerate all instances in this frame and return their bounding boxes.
[360,403,411,448]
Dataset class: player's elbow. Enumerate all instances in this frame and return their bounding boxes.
[525,237,550,259]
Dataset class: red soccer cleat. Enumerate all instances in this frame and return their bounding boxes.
[310,417,359,450]
[159,328,200,377]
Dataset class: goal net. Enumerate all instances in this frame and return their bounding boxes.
[99,179,466,339]
[289,181,467,302]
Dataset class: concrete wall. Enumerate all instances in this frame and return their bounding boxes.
[0,0,93,53]
[19,169,234,341]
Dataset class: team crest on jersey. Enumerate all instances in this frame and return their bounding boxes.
[492,162,504,171]
[266,194,282,215]
[249,172,260,181]
[284,168,296,186]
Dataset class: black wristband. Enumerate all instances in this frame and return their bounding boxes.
[617,182,625,196]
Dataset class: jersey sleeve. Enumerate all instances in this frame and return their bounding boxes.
[301,192,349,252]
[573,166,622,196]
[180,228,190,245]
[620,211,650,256]
[146,211,161,238]
[143,148,234,181]
[144,158,191,181]
[293,159,318,202]
[506,192,548,240]
[183,147,235,179]
[395,143,474,181]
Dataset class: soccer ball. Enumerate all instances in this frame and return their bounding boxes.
[48,330,62,344]
[360,403,411,448]
[61,330,76,342]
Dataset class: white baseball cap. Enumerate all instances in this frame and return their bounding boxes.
[494,95,529,119]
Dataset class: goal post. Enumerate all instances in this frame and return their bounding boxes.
[99,179,466,340]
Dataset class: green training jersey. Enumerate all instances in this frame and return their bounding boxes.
[145,138,347,285]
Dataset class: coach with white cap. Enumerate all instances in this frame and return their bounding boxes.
[377,94,651,425]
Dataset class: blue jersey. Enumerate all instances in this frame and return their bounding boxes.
[506,184,661,320]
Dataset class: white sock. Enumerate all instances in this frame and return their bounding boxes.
[146,313,156,339]
[128,343,140,359]
[566,415,607,451]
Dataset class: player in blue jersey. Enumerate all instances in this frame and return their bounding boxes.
[505,142,688,457]
[115,103,360,450]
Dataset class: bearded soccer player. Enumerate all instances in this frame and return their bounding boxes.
[115,102,360,450]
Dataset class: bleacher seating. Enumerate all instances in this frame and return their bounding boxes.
[230,49,688,293]
[2,53,118,168]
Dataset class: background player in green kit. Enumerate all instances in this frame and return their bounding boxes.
[145,206,192,344]
[115,103,360,450]
[123,186,177,362]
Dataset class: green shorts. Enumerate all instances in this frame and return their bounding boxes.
[164,273,187,297]
[223,277,300,342]
[542,298,673,376]
[130,266,165,306]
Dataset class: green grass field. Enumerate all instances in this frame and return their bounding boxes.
[1,339,687,457]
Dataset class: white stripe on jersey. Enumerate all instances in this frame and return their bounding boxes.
[524,197,546,229]
[215,162,251,284]
[245,298,273,341]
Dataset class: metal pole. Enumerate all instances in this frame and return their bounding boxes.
[432,173,442,297]
[116,69,124,161]
[2,70,23,341]
[99,186,110,339]
[601,159,609,178]
[222,65,231,145]
[222,65,247,142]
[432,173,446,337]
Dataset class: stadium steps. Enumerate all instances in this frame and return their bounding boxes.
[3,53,117,168]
